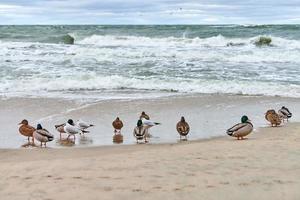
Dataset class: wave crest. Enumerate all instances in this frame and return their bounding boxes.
[1,75,300,98]
[76,34,300,49]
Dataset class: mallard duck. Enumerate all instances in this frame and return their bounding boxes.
[33,124,54,147]
[55,123,66,139]
[76,119,94,134]
[64,119,81,140]
[140,111,150,120]
[278,106,292,122]
[176,116,190,140]
[227,115,253,140]
[133,120,148,143]
[18,119,35,142]
[112,117,123,133]
[265,109,281,127]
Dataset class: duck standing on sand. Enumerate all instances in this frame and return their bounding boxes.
[227,115,253,140]
[278,106,292,122]
[176,116,190,140]
[112,117,123,133]
[133,120,148,143]
[76,119,94,134]
[55,123,66,139]
[19,119,35,142]
[265,109,281,127]
[33,124,54,147]
[64,119,81,140]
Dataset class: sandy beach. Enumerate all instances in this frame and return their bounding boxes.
[1,22,300,200]
[0,122,299,200]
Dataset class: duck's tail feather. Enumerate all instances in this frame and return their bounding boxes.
[226,130,233,136]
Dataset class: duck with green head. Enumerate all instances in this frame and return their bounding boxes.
[133,119,148,143]
[33,124,54,147]
[227,115,253,140]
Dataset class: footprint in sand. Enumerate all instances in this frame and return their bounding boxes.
[72,176,82,179]
[251,179,261,183]
[173,188,181,191]
[132,189,143,192]
[196,157,208,160]
[168,172,178,176]
[263,182,273,186]
[239,182,249,186]
[220,181,230,185]
[103,186,113,192]
[9,175,19,179]
[206,185,215,188]
[185,184,196,188]
[152,186,162,190]
[273,180,285,184]
[98,176,111,179]
[152,175,163,178]
[185,173,196,176]
[113,177,123,180]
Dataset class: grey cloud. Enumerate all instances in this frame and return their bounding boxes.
[0,0,299,24]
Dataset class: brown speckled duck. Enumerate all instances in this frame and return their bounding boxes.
[112,117,123,133]
[55,123,66,139]
[140,111,150,120]
[265,109,281,127]
[18,119,35,142]
[176,116,190,140]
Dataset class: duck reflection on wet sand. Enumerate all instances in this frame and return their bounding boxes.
[113,133,123,144]
[20,142,38,148]
[78,135,93,145]
[56,138,75,147]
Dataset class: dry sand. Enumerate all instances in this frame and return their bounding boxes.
[0,122,299,200]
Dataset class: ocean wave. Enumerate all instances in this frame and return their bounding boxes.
[76,34,300,49]
[1,75,300,98]
[1,32,300,100]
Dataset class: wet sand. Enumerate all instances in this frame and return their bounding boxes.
[1,94,300,148]
[0,122,299,200]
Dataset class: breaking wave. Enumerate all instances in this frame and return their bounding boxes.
[76,34,300,49]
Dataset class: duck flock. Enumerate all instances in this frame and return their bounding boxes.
[18,106,292,147]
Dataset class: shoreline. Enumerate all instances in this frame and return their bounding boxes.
[1,93,300,148]
[0,121,296,152]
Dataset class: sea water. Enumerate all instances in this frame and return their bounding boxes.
[0,25,300,100]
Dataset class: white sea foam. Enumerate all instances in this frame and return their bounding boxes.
[76,34,300,49]
[1,74,300,99]
[1,34,300,99]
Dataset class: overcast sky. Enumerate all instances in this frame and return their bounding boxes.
[0,0,299,24]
